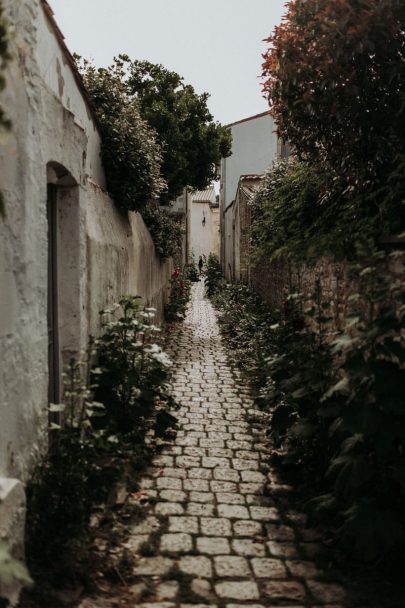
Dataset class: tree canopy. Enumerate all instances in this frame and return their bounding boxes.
[123,57,232,202]
[262,0,405,191]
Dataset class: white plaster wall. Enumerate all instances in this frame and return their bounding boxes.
[190,202,219,260]
[220,113,278,274]
[0,0,172,484]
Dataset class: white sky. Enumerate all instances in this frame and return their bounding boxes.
[48,0,288,126]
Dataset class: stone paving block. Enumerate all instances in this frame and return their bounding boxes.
[133,556,174,576]
[267,541,300,559]
[196,536,231,555]
[307,581,346,603]
[179,555,213,578]
[160,533,193,554]
[231,539,266,557]
[232,459,259,471]
[286,559,322,579]
[217,504,250,519]
[186,502,215,516]
[183,447,206,457]
[188,467,212,480]
[266,523,296,541]
[213,468,240,482]
[202,457,230,468]
[207,448,234,458]
[160,467,187,479]
[154,455,174,467]
[156,581,179,600]
[200,517,232,537]
[160,489,187,503]
[251,557,288,579]
[227,440,252,450]
[262,580,306,602]
[240,470,266,483]
[233,520,263,537]
[216,493,246,505]
[236,450,259,460]
[239,483,264,495]
[168,516,199,534]
[215,581,259,600]
[183,478,210,492]
[176,456,201,468]
[155,502,184,516]
[157,477,183,491]
[213,555,251,577]
[250,506,280,522]
[210,480,237,493]
[189,491,215,503]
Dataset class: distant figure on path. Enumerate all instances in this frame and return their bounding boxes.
[198,256,203,275]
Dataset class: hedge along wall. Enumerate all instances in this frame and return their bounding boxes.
[250,245,404,335]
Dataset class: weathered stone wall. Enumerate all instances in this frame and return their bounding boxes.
[0,0,172,487]
[251,257,350,332]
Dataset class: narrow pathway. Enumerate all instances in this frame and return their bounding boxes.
[127,281,347,607]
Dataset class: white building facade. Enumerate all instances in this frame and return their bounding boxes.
[189,186,219,262]
[219,111,279,280]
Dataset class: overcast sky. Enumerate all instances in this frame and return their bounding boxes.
[49,0,287,126]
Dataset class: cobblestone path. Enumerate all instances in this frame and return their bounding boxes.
[128,281,347,608]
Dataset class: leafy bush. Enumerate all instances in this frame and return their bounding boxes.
[165,269,191,322]
[204,253,224,297]
[251,160,403,264]
[262,0,405,192]
[184,262,199,283]
[95,296,174,434]
[25,298,176,586]
[141,201,183,260]
[213,256,405,562]
[77,57,166,212]
[124,57,232,202]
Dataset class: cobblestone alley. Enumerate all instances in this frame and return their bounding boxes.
[126,281,347,608]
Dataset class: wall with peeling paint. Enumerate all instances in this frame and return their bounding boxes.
[0,0,171,493]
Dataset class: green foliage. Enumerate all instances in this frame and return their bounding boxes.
[262,0,405,191]
[95,296,174,433]
[124,57,232,202]
[141,201,183,259]
[251,160,404,264]
[77,57,166,211]
[165,268,191,322]
[204,253,224,297]
[184,261,199,283]
[213,252,405,562]
[25,298,176,586]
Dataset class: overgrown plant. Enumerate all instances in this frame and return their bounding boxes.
[95,296,175,434]
[204,253,224,297]
[165,269,191,322]
[141,202,183,260]
[24,298,176,591]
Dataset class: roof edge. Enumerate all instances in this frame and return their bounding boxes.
[226,110,272,128]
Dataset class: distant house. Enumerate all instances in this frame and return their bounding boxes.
[227,175,263,283]
[219,111,279,280]
[190,186,219,262]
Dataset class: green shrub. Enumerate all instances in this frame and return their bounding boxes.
[204,253,224,297]
[165,269,191,322]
